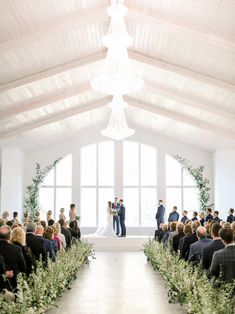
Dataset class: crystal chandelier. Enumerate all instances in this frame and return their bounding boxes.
[90,0,143,140]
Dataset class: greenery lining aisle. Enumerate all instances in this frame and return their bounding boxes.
[0,241,93,314]
[144,239,235,314]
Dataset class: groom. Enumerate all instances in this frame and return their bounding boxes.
[119,199,126,237]
[112,197,120,236]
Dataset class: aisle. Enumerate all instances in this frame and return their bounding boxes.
[48,252,183,314]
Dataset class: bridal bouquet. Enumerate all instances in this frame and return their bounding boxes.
[111,209,118,216]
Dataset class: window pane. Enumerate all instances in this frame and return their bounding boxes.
[183,188,199,216]
[141,188,157,226]
[81,188,96,227]
[81,144,97,186]
[123,141,139,186]
[183,169,196,186]
[39,187,54,221]
[55,188,72,221]
[56,155,72,186]
[123,188,139,226]
[98,188,114,227]
[42,169,54,186]
[98,141,114,186]
[166,187,182,219]
[141,144,157,186]
[166,154,181,186]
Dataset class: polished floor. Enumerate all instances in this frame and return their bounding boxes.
[48,252,183,314]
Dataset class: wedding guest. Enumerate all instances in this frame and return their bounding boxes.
[180,220,200,260]
[192,211,198,221]
[226,208,234,223]
[46,210,53,223]
[154,223,164,242]
[0,225,26,289]
[199,212,205,226]
[44,227,58,259]
[54,222,66,250]
[119,199,126,237]
[6,221,13,228]
[213,211,221,223]
[52,226,61,251]
[223,222,231,229]
[155,200,165,229]
[168,222,177,246]
[26,222,47,265]
[162,224,170,246]
[168,206,179,222]
[112,197,120,235]
[36,225,54,262]
[205,208,213,222]
[48,219,55,226]
[188,226,212,263]
[201,223,224,270]
[11,226,34,275]
[58,219,71,248]
[179,224,192,255]
[172,223,184,253]
[69,204,76,222]
[59,208,66,221]
[2,211,9,223]
[11,212,19,225]
[181,211,188,224]
[0,255,14,292]
[69,220,81,241]
[40,220,46,228]
[0,219,5,227]
[210,228,235,282]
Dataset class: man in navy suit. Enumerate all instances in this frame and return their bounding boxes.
[119,199,126,237]
[205,208,213,222]
[168,206,179,222]
[188,226,212,263]
[155,200,165,229]
[226,208,234,223]
[181,210,188,224]
[213,211,221,223]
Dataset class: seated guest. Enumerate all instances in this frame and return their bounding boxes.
[6,221,13,228]
[201,223,224,270]
[172,223,184,253]
[205,222,212,239]
[168,222,177,246]
[48,219,55,227]
[192,211,198,221]
[11,226,34,275]
[199,212,205,226]
[213,211,221,223]
[231,222,235,236]
[54,223,66,250]
[40,220,46,229]
[11,212,19,225]
[26,222,47,265]
[188,226,212,263]
[52,226,61,252]
[44,227,58,259]
[181,211,188,224]
[0,254,14,292]
[168,206,179,222]
[36,225,55,262]
[205,208,213,222]
[154,223,164,243]
[162,224,170,246]
[223,222,231,229]
[0,219,5,227]
[58,219,72,249]
[0,225,26,289]
[180,220,200,261]
[226,208,234,224]
[210,228,235,282]
[69,220,81,241]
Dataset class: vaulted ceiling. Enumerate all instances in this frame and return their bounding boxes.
[0,0,234,152]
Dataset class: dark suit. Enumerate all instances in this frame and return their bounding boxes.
[61,227,72,248]
[205,213,213,222]
[201,239,225,270]
[226,214,234,223]
[0,241,27,288]
[119,204,126,236]
[172,232,185,253]
[210,245,235,282]
[155,205,165,229]
[192,217,198,221]
[26,233,46,264]
[188,237,212,262]
[200,218,205,226]
[181,216,188,224]
[180,232,198,260]
[36,236,55,262]
[112,202,120,235]
[168,211,179,222]
[213,216,221,223]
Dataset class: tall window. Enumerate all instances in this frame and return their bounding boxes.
[123,141,157,227]
[39,155,72,221]
[80,142,114,227]
[165,154,199,219]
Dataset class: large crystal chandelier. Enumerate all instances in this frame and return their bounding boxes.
[90,0,143,140]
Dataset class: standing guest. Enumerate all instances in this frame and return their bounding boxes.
[59,208,66,221]
[227,208,234,223]
[26,222,47,265]
[181,211,188,224]
[34,211,40,223]
[199,212,205,226]
[58,219,72,249]
[201,223,224,270]
[210,228,235,282]
[69,220,81,241]
[188,226,212,263]
[54,223,66,250]
[35,225,54,262]
[11,212,19,225]
[192,211,198,221]
[0,225,26,289]
[168,206,179,222]
[205,208,213,222]
[213,211,221,223]
[172,223,185,253]
[180,220,200,260]
[2,211,9,223]
[11,227,34,275]
[119,199,126,237]
[44,227,58,258]
[112,197,120,236]
[46,210,53,223]
[69,204,76,222]
[155,200,165,229]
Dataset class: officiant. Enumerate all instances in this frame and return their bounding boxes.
[112,197,120,235]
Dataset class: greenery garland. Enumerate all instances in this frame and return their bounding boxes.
[173,155,213,211]
[24,158,62,219]
[144,239,235,314]
[0,241,93,314]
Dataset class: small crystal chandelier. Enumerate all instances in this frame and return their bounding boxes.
[90,0,143,140]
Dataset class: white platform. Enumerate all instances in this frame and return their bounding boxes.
[81,235,151,251]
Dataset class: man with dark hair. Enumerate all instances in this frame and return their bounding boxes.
[26,222,47,264]
[201,223,224,270]
[172,223,185,253]
[12,212,19,225]
[0,225,26,289]
[119,199,126,237]
[180,220,200,260]
[58,219,71,248]
[210,228,235,282]
[155,200,165,229]
[205,208,213,222]
[69,203,76,222]
[168,206,179,222]
[112,197,120,236]
[188,226,212,263]
[47,219,55,226]
[192,211,198,221]
[213,211,221,223]
[181,210,188,224]
[227,208,234,223]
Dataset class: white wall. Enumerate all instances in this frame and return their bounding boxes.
[214,149,235,220]
[0,149,24,220]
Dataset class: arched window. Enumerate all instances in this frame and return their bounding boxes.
[39,155,72,221]
[165,154,199,219]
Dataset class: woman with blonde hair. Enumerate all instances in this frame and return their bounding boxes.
[54,222,66,250]
[2,211,9,223]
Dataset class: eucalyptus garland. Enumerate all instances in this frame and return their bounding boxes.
[144,239,235,314]
[173,155,213,211]
[24,158,62,219]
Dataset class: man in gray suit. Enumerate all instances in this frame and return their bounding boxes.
[210,228,235,282]
[155,200,165,230]
[188,226,212,263]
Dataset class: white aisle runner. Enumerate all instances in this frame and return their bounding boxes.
[48,251,183,314]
